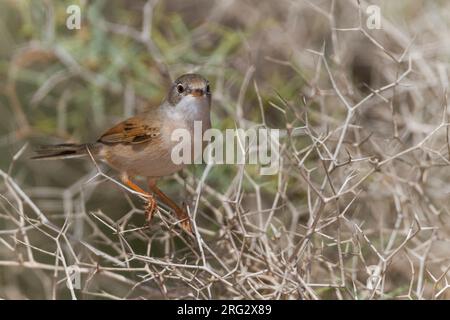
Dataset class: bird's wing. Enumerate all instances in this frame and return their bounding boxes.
[98,114,161,145]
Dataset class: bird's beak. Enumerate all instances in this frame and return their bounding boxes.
[191,89,205,97]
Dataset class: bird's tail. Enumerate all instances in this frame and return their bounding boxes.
[31,143,98,160]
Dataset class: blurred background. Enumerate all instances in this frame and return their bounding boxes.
[1,0,450,299]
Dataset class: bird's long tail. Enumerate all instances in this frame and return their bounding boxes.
[31,143,98,160]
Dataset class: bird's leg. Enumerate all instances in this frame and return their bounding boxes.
[121,174,157,223]
[147,178,192,233]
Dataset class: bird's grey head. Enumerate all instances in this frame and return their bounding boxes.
[167,73,211,106]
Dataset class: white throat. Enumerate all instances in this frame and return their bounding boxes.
[171,95,210,122]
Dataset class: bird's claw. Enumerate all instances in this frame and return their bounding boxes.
[144,196,157,224]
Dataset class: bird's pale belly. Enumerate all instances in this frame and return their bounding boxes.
[101,138,186,178]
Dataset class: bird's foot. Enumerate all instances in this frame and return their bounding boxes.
[176,206,193,234]
[144,195,157,225]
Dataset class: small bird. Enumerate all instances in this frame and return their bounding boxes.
[32,73,212,233]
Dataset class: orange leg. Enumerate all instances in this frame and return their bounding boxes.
[121,174,157,223]
[147,178,192,233]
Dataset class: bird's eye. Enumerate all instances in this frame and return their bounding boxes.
[206,84,210,93]
[176,84,185,94]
